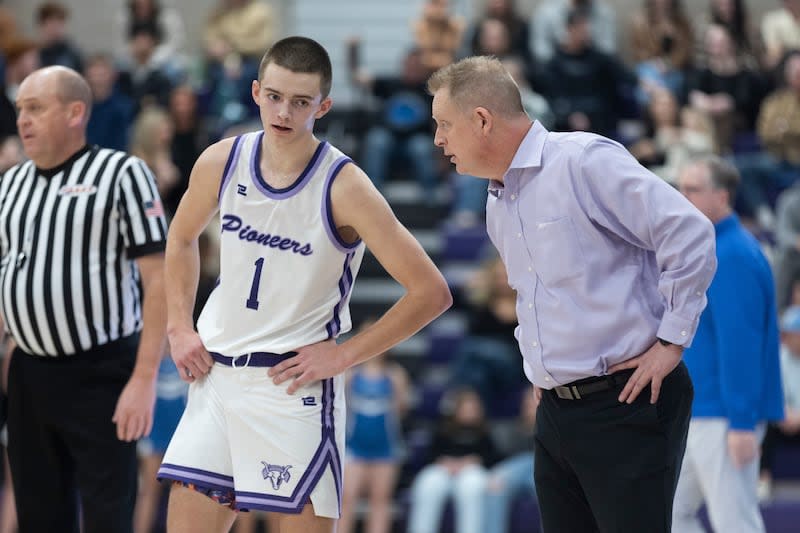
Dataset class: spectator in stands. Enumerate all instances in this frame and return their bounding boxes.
[204,0,274,63]
[482,388,538,533]
[530,0,617,64]
[686,24,765,154]
[734,50,800,230]
[761,0,800,71]
[0,7,19,84]
[630,0,694,106]
[340,320,410,533]
[114,0,185,75]
[773,178,800,311]
[539,6,636,137]
[36,2,83,73]
[85,53,135,152]
[407,387,497,533]
[708,0,760,68]
[203,45,260,141]
[0,38,39,141]
[412,0,465,72]
[629,88,715,184]
[129,106,180,210]
[674,156,784,533]
[118,21,174,112]
[463,0,533,76]
[167,85,207,214]
[349,43,439,193]
[449,256,526,410]
[760,306,800,500]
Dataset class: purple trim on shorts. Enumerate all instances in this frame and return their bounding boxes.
[251,134,328,200]
[218,135,244,205]
[321,157,360,252]
[157,463,235,490]
[324,253,356,339]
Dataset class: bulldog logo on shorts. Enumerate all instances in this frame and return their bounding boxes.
[261,462,292,491]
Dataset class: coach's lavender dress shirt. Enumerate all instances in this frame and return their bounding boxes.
[485,121,717,388]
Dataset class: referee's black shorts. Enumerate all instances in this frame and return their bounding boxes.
[7,335,139,533]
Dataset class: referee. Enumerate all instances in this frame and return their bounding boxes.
[1,66,167,532]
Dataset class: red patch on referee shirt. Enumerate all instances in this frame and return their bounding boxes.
[144,199,164,217]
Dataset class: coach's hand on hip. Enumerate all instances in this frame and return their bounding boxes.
[608,341,684,404]
[169,327,214,383]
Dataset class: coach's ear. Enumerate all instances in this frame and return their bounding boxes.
[315,96,332,119]
[473,106,493,136]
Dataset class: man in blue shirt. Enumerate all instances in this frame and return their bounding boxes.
[428,56,717,532]
[674,156,784,533]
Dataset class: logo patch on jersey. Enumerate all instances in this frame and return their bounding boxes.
[302,396,316,406]
[221,214,313,256]
[237,184,247,196]
[57,184,97,197]
[261,462,292,491]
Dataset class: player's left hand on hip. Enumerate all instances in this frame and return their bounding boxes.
[112,374,156,442]
[268,340,342,395]
[608,341,683,404]
[727,430,758,467]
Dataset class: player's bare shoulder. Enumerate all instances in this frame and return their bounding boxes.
[190,135,239,187]
[329,161,391,225]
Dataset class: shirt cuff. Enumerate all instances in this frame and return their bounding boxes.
[657,312,697,347]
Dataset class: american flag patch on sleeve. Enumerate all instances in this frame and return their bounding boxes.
[144,199,164,217]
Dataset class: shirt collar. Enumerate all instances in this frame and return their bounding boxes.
[714,212,739,234]
[488,120,546,195]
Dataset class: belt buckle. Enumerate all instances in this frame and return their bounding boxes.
[555,385,582,400]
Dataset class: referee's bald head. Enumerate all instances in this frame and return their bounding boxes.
[20,66,92,125]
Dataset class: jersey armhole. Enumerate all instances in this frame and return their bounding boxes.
[322,157,363,252]
[217,135,245,204]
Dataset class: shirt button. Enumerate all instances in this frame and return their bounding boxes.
[544,376,550,382]
[510,194,516,200]
[527,266,532,272]
[533,341,538,347]
[517,232,522,238]
[696,291,702,296]
[681,330,687,336]
[528,303,533,309]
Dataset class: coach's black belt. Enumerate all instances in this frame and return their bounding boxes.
[210,351,297,368]
[551,368,634,400]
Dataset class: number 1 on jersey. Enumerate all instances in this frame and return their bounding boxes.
[246,257,265,310]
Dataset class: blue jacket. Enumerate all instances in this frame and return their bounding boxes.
[684,214,784,430]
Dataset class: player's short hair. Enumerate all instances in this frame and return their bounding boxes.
[427,56,524,118]
[258,36,333,99]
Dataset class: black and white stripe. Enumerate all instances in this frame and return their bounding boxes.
[0,145,167,356]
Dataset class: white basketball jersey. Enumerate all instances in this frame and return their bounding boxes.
[197,132,365,355]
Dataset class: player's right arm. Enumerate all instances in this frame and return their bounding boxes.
[165,137,234,382]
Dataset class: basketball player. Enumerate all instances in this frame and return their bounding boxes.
[157,36,452,533]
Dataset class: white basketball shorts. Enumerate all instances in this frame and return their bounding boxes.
[157,362,346,518]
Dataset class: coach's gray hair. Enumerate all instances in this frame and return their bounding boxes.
[696,154,741,204]
[427,56,524,118]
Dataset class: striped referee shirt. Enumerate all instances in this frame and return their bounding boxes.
[0,145,168,357]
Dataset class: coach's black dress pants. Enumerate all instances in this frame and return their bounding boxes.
[534,361,693,533]
[7,336,139,533]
